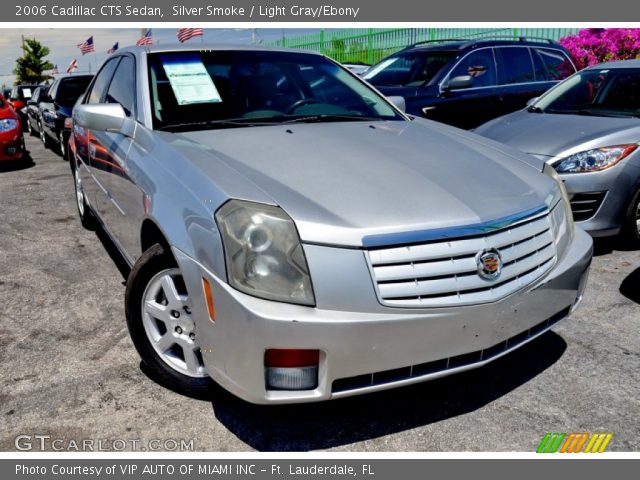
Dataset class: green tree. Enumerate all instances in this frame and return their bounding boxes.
[13,38,54,84]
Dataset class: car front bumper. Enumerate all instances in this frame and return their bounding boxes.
[173,227,593,404]
[559,161,640,237]
[0,132,24,161]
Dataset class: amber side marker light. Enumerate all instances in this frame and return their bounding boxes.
[202,278,216,322]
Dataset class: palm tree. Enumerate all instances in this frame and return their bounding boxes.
[13,38,54,84]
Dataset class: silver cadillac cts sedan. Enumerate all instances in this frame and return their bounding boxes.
[70,45,593,404]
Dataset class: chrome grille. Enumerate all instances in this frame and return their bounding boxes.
[367,210,557,308]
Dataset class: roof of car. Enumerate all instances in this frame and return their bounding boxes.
[117,43,323,56]
[585,59,640,69]
[399,37,564,53]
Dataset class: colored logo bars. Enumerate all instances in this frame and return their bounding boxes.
[536,433,613,453]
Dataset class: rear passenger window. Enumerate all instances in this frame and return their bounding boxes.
[534,48,576,81]
[449,49,497,88]
[105,56,135,116]
[495,47,535,84]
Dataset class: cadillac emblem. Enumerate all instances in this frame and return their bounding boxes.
[476,248,503,280]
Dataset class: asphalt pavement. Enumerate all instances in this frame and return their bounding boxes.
[1,135,639,452]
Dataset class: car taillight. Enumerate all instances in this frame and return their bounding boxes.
[264,349,319,390]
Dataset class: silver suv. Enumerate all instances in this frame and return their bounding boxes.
[70,45,593,404]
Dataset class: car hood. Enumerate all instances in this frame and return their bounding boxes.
[168,120,555,247]
[476,110,640,158]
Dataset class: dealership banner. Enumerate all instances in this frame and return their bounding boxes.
[3,459,640,479]
[6,0,640,22]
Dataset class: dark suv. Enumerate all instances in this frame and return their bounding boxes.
[39,74,93,159]
[364,38,577,129]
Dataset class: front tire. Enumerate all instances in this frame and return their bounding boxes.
[125,244,213,395]
[621,187,640,247]
[39,120,51,149]
[74,166,97,230]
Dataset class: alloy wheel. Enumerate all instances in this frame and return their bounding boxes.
[141,269,206,378]
[59,131,66,158]
[74,168,84,217]
[636,200,640,235]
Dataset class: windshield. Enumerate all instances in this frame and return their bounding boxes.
[58,77,93,107]
[534,68,640,118]
[363,50,456,87]
[147,50,403,131]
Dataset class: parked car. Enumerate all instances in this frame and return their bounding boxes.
[25,86,46,136]
[9,84,38,131]
[363,38,577,129]
[476,60,640,245]
[70,45,592,404]
[39,74,93,159]
[0,93,25,162]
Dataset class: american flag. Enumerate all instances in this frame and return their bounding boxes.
[51,64,59,74]
[107,42,119,54]
[77,36,95,55]
[66,59,78,73]
[176,28,204,43]
[136,29,153,46]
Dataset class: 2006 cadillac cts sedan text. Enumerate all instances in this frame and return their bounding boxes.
[70,45,593,404]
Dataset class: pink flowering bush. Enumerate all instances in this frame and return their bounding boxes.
[560,28,640,69]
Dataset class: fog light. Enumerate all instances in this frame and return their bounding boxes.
[265,349,319,390]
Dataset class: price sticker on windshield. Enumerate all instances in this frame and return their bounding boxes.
[161,55,222,105]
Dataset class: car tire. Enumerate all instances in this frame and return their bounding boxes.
[125,244,214,396]
[73,166,97,230]
[621,187,640,247]
[39,120,50,149]
[58,131,68,160]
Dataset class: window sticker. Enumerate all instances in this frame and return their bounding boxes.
[160,55,222,105]
[22,88,32,98]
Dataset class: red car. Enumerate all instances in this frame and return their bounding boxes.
[0,94,25,161]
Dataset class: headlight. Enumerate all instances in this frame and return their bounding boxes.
[0,119,18,132]
[544,163,573,257]
[215,200,315,306]
[553,144,637,173]
[19,107,27,114]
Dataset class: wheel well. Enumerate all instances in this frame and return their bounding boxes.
[140,219,171,254]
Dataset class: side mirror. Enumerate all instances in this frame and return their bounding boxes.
[446,75,474,91]
[526,97,539,107]
[73,103,125,132]
[386,95,406,113]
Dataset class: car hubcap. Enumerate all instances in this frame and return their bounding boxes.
[75,169,84,216]
[59,133,65,156]
[142,269,206,378]
[635,201,640,234]
[39,124,45,143]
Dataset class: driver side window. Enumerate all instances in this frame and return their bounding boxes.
[449,49,497,88]
[87,58,119,104]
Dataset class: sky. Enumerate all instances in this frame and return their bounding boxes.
[0,28,321,87]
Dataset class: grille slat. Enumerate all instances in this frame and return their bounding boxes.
[570,192,606,222]
[367,210,557,308]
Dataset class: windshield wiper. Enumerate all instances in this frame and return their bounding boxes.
[281,114,392,124]
[157,118,270,132]
[576,109,637,119]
